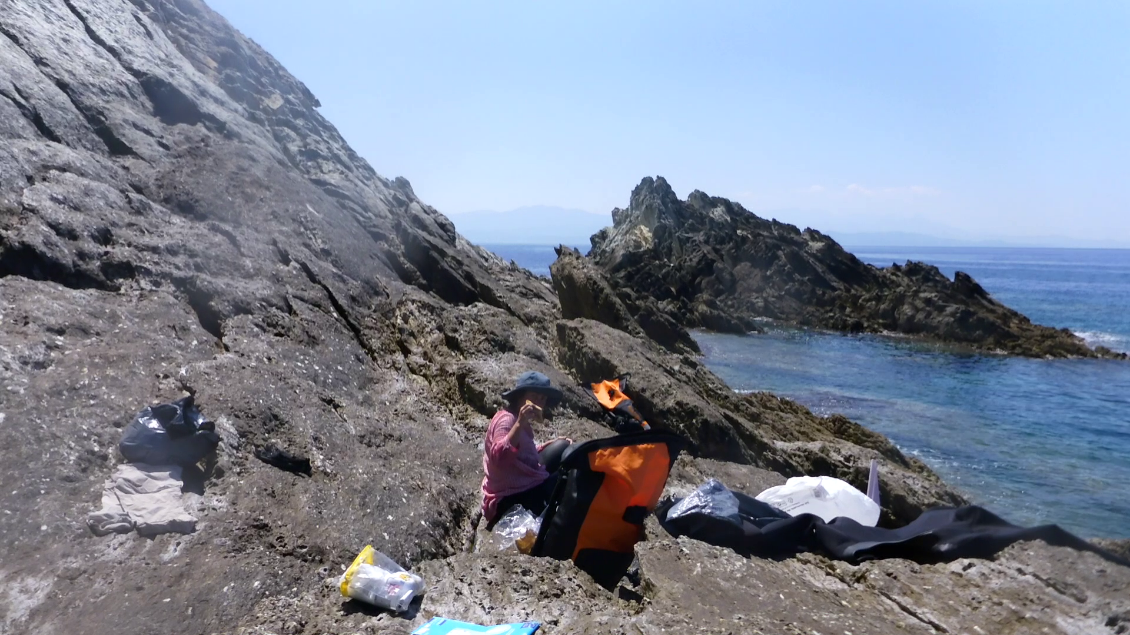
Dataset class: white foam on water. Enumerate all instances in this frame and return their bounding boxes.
[1074,330,1130,352]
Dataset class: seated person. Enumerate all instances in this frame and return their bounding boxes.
[481,371,571,526]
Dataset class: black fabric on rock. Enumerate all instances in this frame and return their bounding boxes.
[812,506,1130,565]
[660,492,1130,568]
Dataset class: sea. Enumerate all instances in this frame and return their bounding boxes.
[485,244,1130,539]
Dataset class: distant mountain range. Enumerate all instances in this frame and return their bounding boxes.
[447,206,611,246]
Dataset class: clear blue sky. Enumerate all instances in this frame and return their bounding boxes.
[207,1,1129,245]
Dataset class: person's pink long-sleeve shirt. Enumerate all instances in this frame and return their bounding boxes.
[481,409,549,522]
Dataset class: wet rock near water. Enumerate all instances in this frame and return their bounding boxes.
[1,1,1126,634]
[586,176,1127,359]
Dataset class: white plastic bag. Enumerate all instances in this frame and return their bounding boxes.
[489,505,541,554]
[339,546,424,613]
[755,476,881,526]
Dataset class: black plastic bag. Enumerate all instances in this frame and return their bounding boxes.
[119,395,219,466]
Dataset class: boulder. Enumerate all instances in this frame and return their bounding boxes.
[550,246,699,354]
[549,247,642,338]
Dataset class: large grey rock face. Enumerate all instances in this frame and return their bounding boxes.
[589,176,1127,359]
[0,1,1125,634]
[0,1,551,633]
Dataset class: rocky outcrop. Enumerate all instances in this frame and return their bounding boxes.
[589,176,1127,358]
[0,2,1125,634]
[550,246,700,354]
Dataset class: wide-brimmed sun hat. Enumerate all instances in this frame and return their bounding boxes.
[501,371,563,408]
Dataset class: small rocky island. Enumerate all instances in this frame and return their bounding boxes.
[580,176,1125,359]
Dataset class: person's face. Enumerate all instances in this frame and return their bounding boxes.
[523,391,549,409]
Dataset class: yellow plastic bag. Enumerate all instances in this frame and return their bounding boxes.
[339,545,424,613]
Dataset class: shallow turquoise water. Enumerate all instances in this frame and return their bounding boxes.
[486,244,1130,537]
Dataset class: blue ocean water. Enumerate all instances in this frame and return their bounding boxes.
[486,244,588,277]
[484,244,1130,537]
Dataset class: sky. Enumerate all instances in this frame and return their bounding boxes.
[206,1,1130,245]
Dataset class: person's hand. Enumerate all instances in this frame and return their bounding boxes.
[518,400,544,426]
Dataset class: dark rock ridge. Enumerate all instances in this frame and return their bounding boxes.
[588,176,1127,359]
[550,246,701,355]
[0,1,1125,634]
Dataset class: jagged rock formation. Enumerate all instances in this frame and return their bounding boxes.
[0,1,1126,634]
[550,246,701,354]
[589,176,1126,358]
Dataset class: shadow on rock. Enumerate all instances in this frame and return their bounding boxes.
[339,595,423,620]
